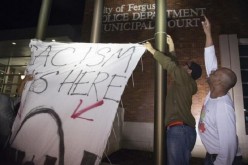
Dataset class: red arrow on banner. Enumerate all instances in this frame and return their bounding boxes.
[71,99,104,121]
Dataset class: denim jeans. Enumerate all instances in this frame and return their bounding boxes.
[166,125,196,165]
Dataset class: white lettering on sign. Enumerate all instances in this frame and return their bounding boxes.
[167,8,206,18]
[102,3,206,32]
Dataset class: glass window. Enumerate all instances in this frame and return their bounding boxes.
[0,38,71,97]
[0,39,31,96]
[0,56,29,96]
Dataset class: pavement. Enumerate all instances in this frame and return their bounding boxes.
[1,148,247,165]
[101,149,205,165]
[101,149,248,165]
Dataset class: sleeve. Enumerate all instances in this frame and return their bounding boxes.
[214,100,237,165]
[153,51,191,85]
[204,45,218,77]
[153,51,177,73]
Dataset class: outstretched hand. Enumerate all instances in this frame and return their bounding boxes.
[143,35,175,56]
[202,16,213,47]
[202,16,211,35]
[143,42,156,55]
[167,35,175,55]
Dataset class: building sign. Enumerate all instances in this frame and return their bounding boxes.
[103,3,206,31]
[10,40,146,165]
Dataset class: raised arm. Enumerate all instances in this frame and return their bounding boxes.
[143,35,175,54]
[202,16,217,76]
[167,35,175,55]
[143,41,156,55]
[202,16,213,48]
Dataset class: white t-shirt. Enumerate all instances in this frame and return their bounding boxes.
[198,45,239,165]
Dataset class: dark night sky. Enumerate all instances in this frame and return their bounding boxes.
[0,0,85,30]
[1,0,248,31]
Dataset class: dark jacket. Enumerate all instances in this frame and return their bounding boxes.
[0,94,20,151]
[153,51,197,128]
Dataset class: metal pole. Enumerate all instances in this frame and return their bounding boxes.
[154,0,167,165]
[35,0,53,40]
[90,0,104,43]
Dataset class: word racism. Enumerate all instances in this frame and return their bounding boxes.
[28,43,139,102]
[103,3,206,32]
[10,40,146,165]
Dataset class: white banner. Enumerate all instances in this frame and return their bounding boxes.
[10,40,146,165]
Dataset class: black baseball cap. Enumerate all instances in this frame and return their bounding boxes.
[189,62,202,80]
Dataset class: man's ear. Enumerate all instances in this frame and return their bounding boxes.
[188,69,192,75]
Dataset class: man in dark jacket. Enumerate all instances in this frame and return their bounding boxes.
[0,94,20,152]
[0,75,33,155]
[144,36,202,165]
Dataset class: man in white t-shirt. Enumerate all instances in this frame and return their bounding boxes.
[198,16,243,165]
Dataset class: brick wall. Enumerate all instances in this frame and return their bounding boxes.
[82,0,248,122]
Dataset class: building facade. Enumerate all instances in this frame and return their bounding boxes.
[81,0,248,161]
[0,0,247,161]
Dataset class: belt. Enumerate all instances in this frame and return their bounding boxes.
[167,121,184,128]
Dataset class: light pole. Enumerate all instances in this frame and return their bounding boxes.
[154,0,167,165]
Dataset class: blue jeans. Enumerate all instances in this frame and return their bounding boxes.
[166,125,196,165]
